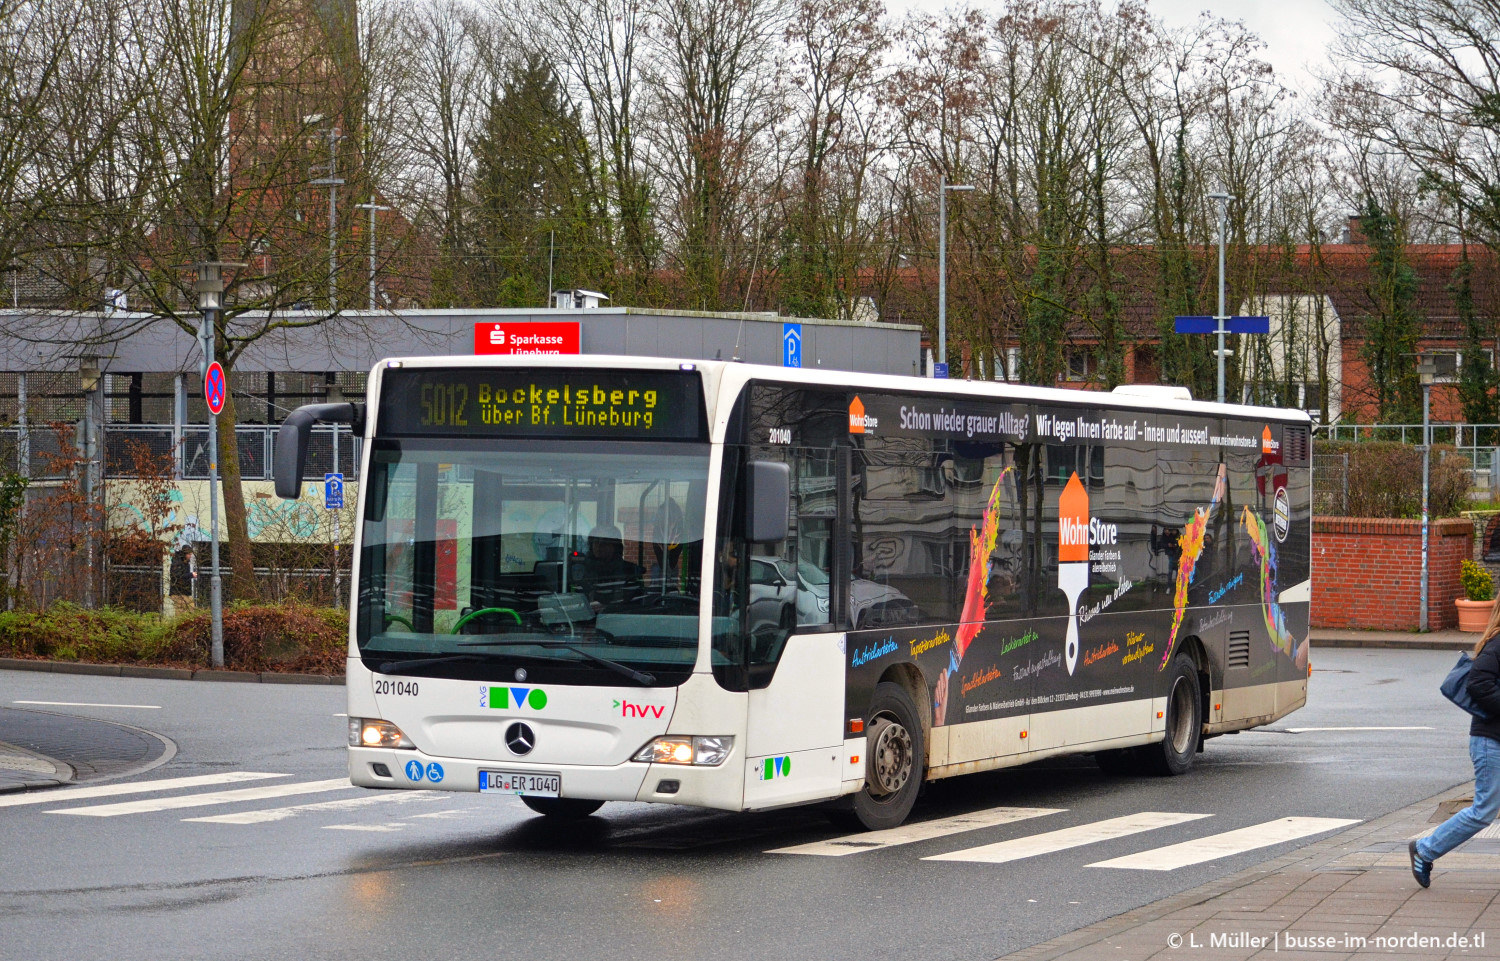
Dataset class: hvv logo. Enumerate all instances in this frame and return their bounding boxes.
[613,699,665,719]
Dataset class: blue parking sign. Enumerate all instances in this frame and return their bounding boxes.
[783,323,802,368]
[324,473,344,509]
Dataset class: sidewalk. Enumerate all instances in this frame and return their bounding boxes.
[999,784,1500,961]
[0,706,174,794]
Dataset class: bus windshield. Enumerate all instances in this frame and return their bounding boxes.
[357,438,710,685]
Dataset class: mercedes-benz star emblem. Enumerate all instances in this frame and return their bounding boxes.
[514,668,527,681]
[505,722,535,756]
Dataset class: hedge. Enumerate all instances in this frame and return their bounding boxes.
[0,602,347,674]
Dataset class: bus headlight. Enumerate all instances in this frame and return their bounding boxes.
[633,736,734,766]
[348,717,415,749]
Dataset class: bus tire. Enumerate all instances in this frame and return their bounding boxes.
[1144,653,1202,776]
[520,796,605,819]
[847,682,925,831]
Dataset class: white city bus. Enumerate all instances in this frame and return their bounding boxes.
[275,355,1312,830]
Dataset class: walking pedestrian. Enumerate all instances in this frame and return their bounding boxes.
[1411,601,1500,887]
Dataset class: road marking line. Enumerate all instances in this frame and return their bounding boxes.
[1089,816,1360,870]
[1282,726,1432,733]
[324,823,407,832]
[48,778,351,817]
[766,806,1065,857]
[13,700,161,709]
[183,790,441,824]
[923,812,1212,864]
[0,772,285,808]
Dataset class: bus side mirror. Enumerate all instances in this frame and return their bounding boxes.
[744,461,790,544]
[273,402,363,499]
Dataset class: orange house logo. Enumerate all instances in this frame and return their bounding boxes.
[1058,473,1091,563]
[1261,425,1281,457]
[849,396,877,434]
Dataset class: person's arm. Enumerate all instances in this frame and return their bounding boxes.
[1466,642,1500,718]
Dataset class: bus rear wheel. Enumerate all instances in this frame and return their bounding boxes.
[520,796,605,819]
[1142,653,1202,776]
[843,682,925,831]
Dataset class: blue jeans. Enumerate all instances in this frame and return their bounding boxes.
[1417,735,1500,862]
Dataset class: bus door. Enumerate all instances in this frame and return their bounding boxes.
[728,393,850,810]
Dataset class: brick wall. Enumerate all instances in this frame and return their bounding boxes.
[1311,517,1473,630]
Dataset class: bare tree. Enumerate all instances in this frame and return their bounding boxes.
[644,0,790,309]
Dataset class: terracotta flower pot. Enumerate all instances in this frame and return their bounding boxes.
[1456,597,1495,632]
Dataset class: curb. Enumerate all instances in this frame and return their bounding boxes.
[0,657,343,685]
[1313,637,1474,651]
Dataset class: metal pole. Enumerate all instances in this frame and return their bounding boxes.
[355,199,389,311]
[1421,382,1431,632]
[17,372,27,479]
[938,175,946,376]
[328,127,338,312]
[332,425,340,604]
[367,209,375,311]
[548,228,555,306]
[1216,195,1228,404]
[201,311,224,666]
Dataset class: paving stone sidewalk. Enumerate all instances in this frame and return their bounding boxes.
[0,706,174,793]
[998,785,1500,960]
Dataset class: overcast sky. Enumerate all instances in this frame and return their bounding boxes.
[1149,0,1339,93]
[894,0,1343,94]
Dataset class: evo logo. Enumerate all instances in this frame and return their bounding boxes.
[757,756,792,780]
[482,686,549,711]
[613,699,665,719]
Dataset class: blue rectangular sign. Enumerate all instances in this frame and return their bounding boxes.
[1174,316,1271,335]
[782,323,802,368]
[324,473,344,509]
[933,362,949,379]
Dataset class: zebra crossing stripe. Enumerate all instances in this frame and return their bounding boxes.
[48,778,351,817]
[183,790,442,824]
[923,811,1212,864]
[1088,816,1360,870]
[0,772,286,808]
[767,806,1065,857]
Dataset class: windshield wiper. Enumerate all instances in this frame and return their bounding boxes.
[376,652,508,674]
[455,638,656,685]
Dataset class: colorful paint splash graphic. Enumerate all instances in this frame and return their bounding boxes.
[1162,463,1226,669]
[935,467,1013,726]
[956,467,1013,660]
[1240,505,1297,660]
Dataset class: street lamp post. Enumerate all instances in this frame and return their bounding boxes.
[937,177,974,377]
[309,123,345,312]
[354,198,391,311]
[191,260,242,667]
[1417,354,1437,632]
[1208,190,1235,404]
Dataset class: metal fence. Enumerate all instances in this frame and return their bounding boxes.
[1313,452,1349,516]
[1319,423,1500,496]
[104,424,360,481]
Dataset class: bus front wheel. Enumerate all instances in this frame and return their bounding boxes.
[520,796,605,819]
[1143,653,1202,776]
[845,682,925,831]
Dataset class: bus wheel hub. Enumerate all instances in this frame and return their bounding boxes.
[867,716,912,797]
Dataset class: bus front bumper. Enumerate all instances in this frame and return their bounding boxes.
[347,746,746,810]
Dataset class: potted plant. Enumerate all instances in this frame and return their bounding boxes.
[1457,560,1496,632]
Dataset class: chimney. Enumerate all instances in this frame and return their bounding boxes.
[1344,215,1368,245]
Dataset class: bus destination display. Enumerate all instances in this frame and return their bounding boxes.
[379,368,704,440]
